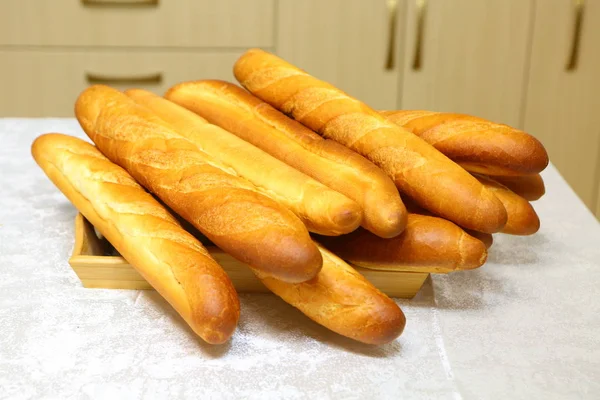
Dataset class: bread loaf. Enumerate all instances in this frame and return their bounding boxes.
[464,230,494,249]
[381,110,549,176]
[165,80,407,238]
[125,88,362,236]
[75,85,322,283]
[31,134,240,344]
[259,244,406,345]
[234,49,507,233]
[489,174,545,201]
[318,214,488,273]
[474,174,540,236]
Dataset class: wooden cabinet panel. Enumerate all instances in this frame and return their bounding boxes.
[0,49,246,117]
[277,0,405,110]
[0,0,274,48]
[524,0,600,210]
[400,0,533,127]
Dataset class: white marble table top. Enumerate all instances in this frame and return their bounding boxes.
[1,119,599,399]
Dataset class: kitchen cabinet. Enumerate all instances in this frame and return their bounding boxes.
[0,50,244,117]
[0,0,275,117]
[277,0,406,110]
[400,0,534,128]
[0,0,274,48]
[524,0,600,212]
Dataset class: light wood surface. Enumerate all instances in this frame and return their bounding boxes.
[0,49,255,117]
[400,0,533,127]
[276,0,406,110]
[0,0,274,48]
[70,214,429,299]
[596,185,600,218]
[524,0,600,211]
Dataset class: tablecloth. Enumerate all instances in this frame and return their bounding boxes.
[1,119,599,400]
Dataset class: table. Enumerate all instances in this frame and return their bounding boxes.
[1,119,599,399]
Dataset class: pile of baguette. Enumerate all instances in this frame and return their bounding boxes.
[32,49,548,346]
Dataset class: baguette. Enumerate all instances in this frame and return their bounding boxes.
[165,80,407,238]
[381,110,549,176]
[260,244,406,345]
[234,49,507,233]
[75,85,322,283]
[125,88,362,236]
[31,134,240,344]
[318,214,488,273]
[489,174,545,201]
[464,230,494,249]
[474,174,540,236]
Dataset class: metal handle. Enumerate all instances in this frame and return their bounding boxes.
[385,0,399,70]
[566,0,585,71]
[412,0,427,71]
[85,72,163,85]
[81,0,159,7]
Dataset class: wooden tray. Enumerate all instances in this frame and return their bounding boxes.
[68,214,430,298]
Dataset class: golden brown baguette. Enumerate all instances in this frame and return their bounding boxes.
[381,110,549,176]
[31,134,240,344]
[474,174,540,236]
[234,49,507,234]
[260,244,406,345]
[489,174,545,201]
[464,230,494,249]
[75,85,322,283]
[165,80,407,238]
[126,89,362,236]
[318,214,488,273]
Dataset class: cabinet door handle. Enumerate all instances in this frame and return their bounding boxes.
[412,0,427,71]
[85,72,163,85]
[566,0,585,71]
[385,0,399,70]
[81,0,159,7]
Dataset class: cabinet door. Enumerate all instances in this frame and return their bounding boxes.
[401,0,533,127]
[277,0,406,110]
[524,0,600,210]
[0,50,244,117]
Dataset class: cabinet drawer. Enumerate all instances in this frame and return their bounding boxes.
[0,49,249,117]
[0,0,274,48]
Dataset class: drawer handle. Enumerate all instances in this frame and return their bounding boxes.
[412,0,427,71]
[85,72,163,85]
[385,0,399,70]
[566,0,585,71]
[81,0,159,7]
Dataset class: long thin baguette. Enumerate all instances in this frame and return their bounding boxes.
[31,134,240,344]
[489,174,545,201]
[464,229,494,249]
[75,85,322,283]
[125,88,362,236]
[381,110,549,177]
[234,49,507,233]
[165,80,407,238]
[474,174,540,236]
[318,214,488,273]
[260,244,406,345]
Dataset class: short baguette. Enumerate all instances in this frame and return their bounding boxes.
[381,110,549,176]
[474,174,540,236]
[260,244,406,345]
[489,174,545,201]
[125,88,362,236]
[234,49,507,233]
[31,134,240,344]
[318,214,488,273]
[75,85,322,283]
[165,80,407,238]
